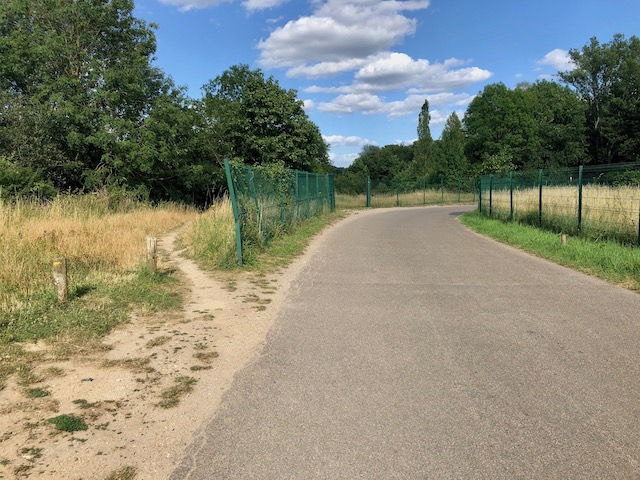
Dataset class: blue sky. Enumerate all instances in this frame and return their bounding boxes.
[134,0,640,168]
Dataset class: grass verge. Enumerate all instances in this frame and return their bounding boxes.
[182,198,345,273]
[461,210,640,291]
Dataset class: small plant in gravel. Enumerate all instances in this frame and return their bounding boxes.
[157,376,197,408]
[193,351,219,363]
[25,388,50,398]
[104,466,137,480]
[47,414,88,432]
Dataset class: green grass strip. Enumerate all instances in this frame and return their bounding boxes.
[461,210,640,291]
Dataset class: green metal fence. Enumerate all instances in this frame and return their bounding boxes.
[224,159,335,266]
[479,162,640,245]
[337,176,477,209]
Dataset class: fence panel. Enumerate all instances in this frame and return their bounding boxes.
[337,176,477,209]
[479,162,640,245]
[224,159,335,266]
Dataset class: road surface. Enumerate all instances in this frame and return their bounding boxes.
[172,206,640,479]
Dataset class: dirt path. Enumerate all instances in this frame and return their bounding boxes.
[0,222,309,479]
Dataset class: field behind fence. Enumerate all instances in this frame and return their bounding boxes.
[337,176,477,209]
[480,162,640,245]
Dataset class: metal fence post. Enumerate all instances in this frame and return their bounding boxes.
[423,177,426,205]
[441,177,444,203]
[489,174,493,216]
[224,159,243,266]
[478,177,482,213]
[294,171,299,219]
[458,178,461,203]
[578,165,583,236]
[538,169,543,227]
[509,171,514,222]
[396,187,399,207]
[366,176,371,208]
[306,171,310,217]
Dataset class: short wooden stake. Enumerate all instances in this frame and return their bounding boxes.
[146,237,158,274]
[561,233,567,246]
[52,258,68,303]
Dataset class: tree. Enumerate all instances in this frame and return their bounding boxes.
[201,64,330,172]
[410,100,433,177]
[431,112,469,184]
[559,34,640,164]
[0,0,166,191]
[464,81,586,172]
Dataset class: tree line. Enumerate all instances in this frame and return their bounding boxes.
[0,0,330,205]
[336,34,640,194]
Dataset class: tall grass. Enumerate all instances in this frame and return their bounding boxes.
[0,194,197,313]
[180,198,238,269]
[487,184,640,244]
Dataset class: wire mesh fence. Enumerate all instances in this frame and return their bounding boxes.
[224,159,335,265]
[479,162,640,245]
[336,176,478,209]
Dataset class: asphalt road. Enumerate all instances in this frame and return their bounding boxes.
[172,206,640,479]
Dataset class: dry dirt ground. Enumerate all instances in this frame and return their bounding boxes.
[0,221,321,479]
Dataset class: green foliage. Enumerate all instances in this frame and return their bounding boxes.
[560,34,640,164]
[337,144,414,194]
[47,414,88,432]
[0,0,220,205]
[464,81,585,171]
[409,100,433,178]
[202,64,330,172]
[431,113,469,184]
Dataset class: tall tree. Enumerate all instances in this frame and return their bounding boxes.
[431,112,469,184]
[559,34,640,164]
[410,100,433,177]
[0,0,165,189]
[201,64,330,172]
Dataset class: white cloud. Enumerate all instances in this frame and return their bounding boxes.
[158,0,231,11]
[330,152,360,168]
[258,1,429,70]
[302,53,491,93]
[243,0,289,11]
[318,93,427,117]
[537,48,575,72]
[323,135,373,147]
[317,90,474,119]
[302,99,315,111]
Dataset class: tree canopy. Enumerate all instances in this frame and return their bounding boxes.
[201,64,330,172]
[0,2,330,203]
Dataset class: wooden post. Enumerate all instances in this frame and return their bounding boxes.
[52,258,68,303]
[561,233,567,246]
[146,237,157,274]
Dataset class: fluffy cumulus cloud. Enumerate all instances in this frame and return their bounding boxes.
[258,1,429,70]
[318,92,474,118]
[323,135,373,147]
[537,49,575,72]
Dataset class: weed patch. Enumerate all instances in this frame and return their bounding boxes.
[47,414,88,432]
[157,376,197,408]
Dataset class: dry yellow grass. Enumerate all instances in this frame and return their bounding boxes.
[0,194,197,312]
[179,198,238,269]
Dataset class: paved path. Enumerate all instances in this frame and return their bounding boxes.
[172,206,640,479]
